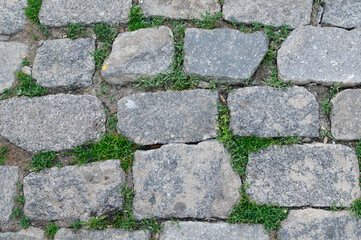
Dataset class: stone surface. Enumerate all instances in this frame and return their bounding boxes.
[247,144,360,207]
[117,89,218,145]
[0,42,29,94]
[184,28,268,82]
[39,0,132,27]
[0,227,44,240]
[133,141,242,219]
[140,0,220,20]
[322,0,361,29]
[54,228,150,240]
[279,209,361,240]
[0,94,105,153]
[160,221,269,240]
[102,26,174,86]
[228,86,319,138]
[278,26,361,86]
[0,166,18,226]
[223,0,313,29]
[33,38,95,89]
[0,0,27,35]
[23,160,125,223]
[0,35,10,41]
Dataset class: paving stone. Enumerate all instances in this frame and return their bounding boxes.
[247,144,360,207]
[0,0,27,35]
[279,209,361,240]
[39,0,132,27]
[322,0,361,29]
[0,228,45,240]
[0,166,18,227]
[278,26,361,86]
[223,0,313,29]
[101,26,174,86]
[133,140,242,219]
[0,35,10,41]
[183,28,268,82]
[54,228,150,240]
[23,160,125,223]
[160,221,269,240]
[117,89,218,145]
[0,42,29,94]
[228,86,319,138]
[0,94,105,153]
[33,38,95,89]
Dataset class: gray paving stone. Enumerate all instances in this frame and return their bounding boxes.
[223,0,313,29]
[184,28,268,82]
[0,94,105,153]
[133,141,242,219]
[0,228,45,240]
[279,209,361,240]
[54,228,150,240]
[247,144,360,207]
[0,0,27,35]
[117,89,218,145]
[322,0,361,29]
[33,38,95,89]
[24,160,125,223]
[278,26,361,86]
[0,35,10,41]
[0,42,29,94]
[0,166,18,227]
[228,86,319,138]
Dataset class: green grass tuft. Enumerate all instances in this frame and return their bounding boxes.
[66,23,87,40]
[45,222,60,239]
[128,5,165,32]
[28,151,61,172]
[24,0,42,23]
[18,215,30,229]
[69,219,82,231]
[351,198,361,219]
[14,195,26,205]
[321,83,342,115]
[264,66,293,89]
[0,146,8,165]
[193,12,223,30]
[81,216,107,230]
[11,207,23,218]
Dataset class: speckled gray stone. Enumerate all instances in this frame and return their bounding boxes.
[278,26,361,86]
[0,0,27,35]
[0,35,10,41]
[279,209,361,240]
[228,86,319,138]
[39,0,132,27]
[0,94,105,153]
[54,228,150,240]
[24,160,125,224]
[117,89,218,145]
[184,28,268,82]
[0,166,18,227]
[33,38,95,89]
[247,144,360,207]
[0,228,45,240]
[133,141,242,219]
[160,221,269,240]
[102,26,174,86]
[322,0,361,28]
[223,0,313,29]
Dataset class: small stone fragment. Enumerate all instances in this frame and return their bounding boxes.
[322,0,361,29]
[54,228,150,240]
[0,166,18,227]
[0,227,45,240]
[0,0,27,35]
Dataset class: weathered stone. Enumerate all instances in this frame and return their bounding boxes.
[133,141,242,219]
[102,26,174,86]
[322,0,361,29]
[0,94,105,153]
[39,0,132,27]
[0,228,45,240]
[140,0,220,20]
[160,221,269,240]
[0,35,10,41]
[33,38,95,89]
[0,166,18,226]
[117,89,218,145]
[228,86,319,138]
[54,228,150,240]
[278,26,361,86]
[247,144,360,207]
[0,0,27,35]
[223,0,313,29]
[24,160,125,223]
[184,28,268,82]
[0,42,29,94]
[279,209,361,240]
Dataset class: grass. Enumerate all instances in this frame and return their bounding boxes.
[105,110,118,134]
[28,151,61,172]
[81,216,107,230]
[18,215,30,229]
[128,5,165,31]
[321,83,342,115]
[0,146,8,165]
[22,57,30,67]
[24,0,49,36]
[45,222,60,239]
[14,195,26,205]
[70,219,82,231]
[351,198,361,219]
[66,23,87,40]
[193,12,222,30]
[11,207,23,218]
[264,66,293,89]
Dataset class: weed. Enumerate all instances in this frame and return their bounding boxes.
[329,83,342,98]
[208,80,233,93]
[81,216,107,230]
[16,182,23,191]
[18,215,30,229]
[67,23,87,40]
[96,82,108,96]
[194,12,222,30]
[218,0,224,4]
[0,146,8,165]
[351,198,361,219]
[128,6,165,31]
[38,24,50,36]
[264,66,293,89]
[32,34,37,40]
[11,208,23,218]
[28,151,61,172]
[328,202,346,212]
[321,130,336,142]
[315,0,323,5]
[45,222,60,239]
[14,195,26,205]
[22,57,30,67]
[69,219,82,231]
[105,110,118,134]
[24,0,42,23]
[112,185,138,230]
[321,83,342,115]
[90,43,112,69]
[140,218,164,233]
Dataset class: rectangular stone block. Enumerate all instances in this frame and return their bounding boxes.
[0,0,27,35]
[54,229,150,240]
[322,0,361,29]
[0,166,18,228]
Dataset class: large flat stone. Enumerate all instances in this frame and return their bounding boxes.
[0,166,18,227]
[0,94,105,153]
[133,141,242,219]
[0,228,45,240]
[278,26,361,86]
[102,26,174,86]
[279,209,361,240]
[228,86,319,138]
[322,0,361,29]
[33,38,95,89]
[247,144,360,207]
[117,89,218,145]
[54,228,150,240]
[0,0,27,35]
[184,28,268,82]
[24,160,125,223]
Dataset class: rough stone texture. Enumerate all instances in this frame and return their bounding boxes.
[247,144,360,207]
[117,89,218,145]
[0,228,45,240]
[54,228,150,240]
[33,38,95,89]
[102,26,174,86]
[140,0,220,20]
[39,0,132,27]
[0,42,29,94]
[228,86,319,138]
[160,221,269,240]
[0,94,105,153]
[278,26,361,86]
[279,209,361,240]
[322,0,361,29]
[223,0,313,29]
[133,141,242,219]
[0,35,10,41]
[23,160,125,223]
[0,166,18,226]
[0,0,27,35]
[184,28,268,82]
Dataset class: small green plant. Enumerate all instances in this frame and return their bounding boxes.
[321,83,342,115]
[67,23,87,39]
[315,0,323,5]
[24,0,42,23]
[22,57,30,67]
[194,12,223,30]
[112,185,138,230]
[128,5,165,31]
[16,182,23,191]
[28,151,61,172]
[81,216,107,230]
[321,130,336,142]
[140,218,164,233]
[105,110,118,134]
[69,219,82,231]
[328,202,346,212]
[218,0,224,4]
[11,207,23,218]
[351,198,361,219]
[264,66,293,89]
[0,146,8,165]
[18,215,30,229]
[14,195,26,205]
[45,222,60,239]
